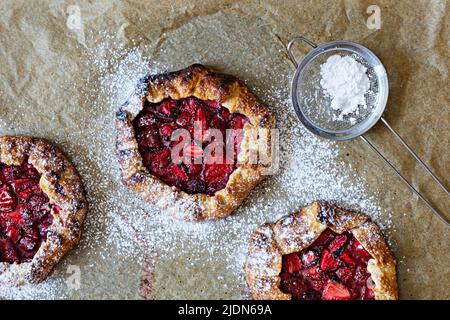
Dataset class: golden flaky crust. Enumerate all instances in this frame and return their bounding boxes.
[245,201,398,300]
[115,64,276,221]
[0,136,87,285]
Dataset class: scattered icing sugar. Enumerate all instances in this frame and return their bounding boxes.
[0,32,395,299]
[0,275,62,299]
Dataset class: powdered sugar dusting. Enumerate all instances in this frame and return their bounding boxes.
[0,278,61,300]
[0,30,394,299]
[93,36,393,298]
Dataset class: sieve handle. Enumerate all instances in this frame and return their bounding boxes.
[380,116,449,196]
[287,36,317,68]
[360,135,449,226]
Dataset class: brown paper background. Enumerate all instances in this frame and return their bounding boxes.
[0,0,448,299]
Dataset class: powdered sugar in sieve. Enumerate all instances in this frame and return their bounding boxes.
[296,49,379,132]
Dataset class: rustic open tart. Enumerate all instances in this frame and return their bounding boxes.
[0,136,87,285]
[245,201,398,300]
[115,64,276,221]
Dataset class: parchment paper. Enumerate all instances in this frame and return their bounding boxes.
[0,0,448,299]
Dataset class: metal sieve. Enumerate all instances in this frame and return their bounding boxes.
[287,35,449,225]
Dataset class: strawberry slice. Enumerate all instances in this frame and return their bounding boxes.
[209,115,227,132]
[38,214,54,238]
[24,164,40,180]
[280,276,308,299]
[176,110,192,127]
[279,272,290,280]
[364,287,375,299]
[26,193,49,213]
[283,253,303,274]
[322,281,351,300]
[348,239,372,263]
[150,149,172,176]
[0,239,19,263]
[0,184,16,212]
[142,151,155,167]
[182,97,199,113]
[202,163,234,185]
[308,277,327,292]
[5,225,20,243]
[153,148,171,166]
[220,107,232,121]
[185,161,202,176]
[18,234,38,252]
[12,178,39,200]
[157,99,177,115]
[159,123,176,141]
[335,266,356,283]
[170,164,189,182]
[354,265,370,283]
[340,251,356,266]
[1,166,19,181]
[193,107,207,142]
[319,249,340,271]
[328,234,347,256]
[314,229,334,249]
[300,266,322,280]
[7,209,23,225]
[203,100,221,110]
[300,266,326,291]
[301,250,318,267]
[138,126,162,148]
[231,114,248,130]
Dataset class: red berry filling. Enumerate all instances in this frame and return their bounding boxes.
[133,97,249,196]
[0,161,56,264]
[279,229,375,300]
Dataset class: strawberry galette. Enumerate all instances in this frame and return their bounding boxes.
[245,201,398,300]
[0,136,87,285]
[116,64,275,221]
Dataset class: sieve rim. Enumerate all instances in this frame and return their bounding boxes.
[290,40,389,141]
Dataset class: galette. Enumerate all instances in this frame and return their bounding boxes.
[245,201,397,300]
[116,64,276,221]
[0,136,87,285]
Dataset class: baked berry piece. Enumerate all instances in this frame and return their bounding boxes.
[133,96,249,196]
[245,201,398,300]
[116,64,275,221]
[279,229,376,300]
[0,136,87,285]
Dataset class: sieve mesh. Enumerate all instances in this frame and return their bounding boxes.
[296,48,380,132]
